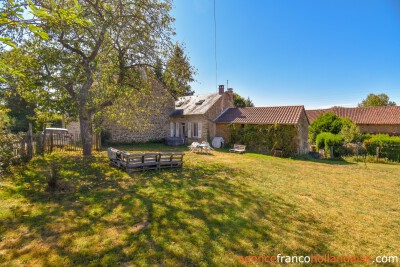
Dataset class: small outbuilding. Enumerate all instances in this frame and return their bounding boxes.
[214,106,309,155]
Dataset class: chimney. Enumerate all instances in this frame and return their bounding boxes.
[218,85,224,95]
[226,88,234,104]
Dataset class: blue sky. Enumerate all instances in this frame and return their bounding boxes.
[172,0,400,109]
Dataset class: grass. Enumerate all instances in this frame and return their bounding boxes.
[0,144,399,266]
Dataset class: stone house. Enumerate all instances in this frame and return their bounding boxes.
[169,85,235,144]
[306,106,400,135]
[67,79,175,143]
[214,106,309,154]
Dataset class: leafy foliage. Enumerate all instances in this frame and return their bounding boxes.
[233,93,254,107]
[364,134,400,162]
[160,43,196,98]
[309,112,358,143]
[230,123,298,155]
[3,0,181,156]
[358,93,396,107]
[315,132,343,158]
[340,120,361,143]
[315,132,343,150]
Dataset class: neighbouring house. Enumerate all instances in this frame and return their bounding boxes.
[306,106,400,135]
[214,106,309,154]
[169,85,235,144]
[67,79,175,143]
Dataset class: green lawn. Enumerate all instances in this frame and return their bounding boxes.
[0,144,399,266]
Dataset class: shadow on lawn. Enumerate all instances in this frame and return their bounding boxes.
[0,153,339,266]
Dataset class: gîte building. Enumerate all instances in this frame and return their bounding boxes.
[67,82,400,155]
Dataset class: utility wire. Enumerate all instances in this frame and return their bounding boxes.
[214,0,218,91]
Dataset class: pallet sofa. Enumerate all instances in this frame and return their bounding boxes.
[107,147,184,172]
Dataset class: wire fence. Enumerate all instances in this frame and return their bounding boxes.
[314,143,400,163]
[5,131,101,160]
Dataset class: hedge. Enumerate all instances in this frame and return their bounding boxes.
[364,134,400,162]
[315,132,343,158]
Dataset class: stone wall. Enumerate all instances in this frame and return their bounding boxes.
[66,121,80,135]
[67,79,175,143]
[169,114,210,144]
[169,90,235,143]
[358,124,400,135]
[215,123,231,145]
[296,109,309,154]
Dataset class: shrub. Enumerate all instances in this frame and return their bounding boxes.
[309,112,357,143]
[340,119,361,143]
[364,134,400,162]
[316,132,343,158]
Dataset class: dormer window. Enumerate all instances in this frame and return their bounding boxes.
[195,100,205,105]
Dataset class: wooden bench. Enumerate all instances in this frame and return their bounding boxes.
[107,148,184,172]
[229,144,246,154]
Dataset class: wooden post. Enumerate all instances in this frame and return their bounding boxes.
[27,123,33,160]
[42,126,47,154]
[376,146,380,162]
[50,132,54,153]
[356,143,359,161]
[330,146,334,159]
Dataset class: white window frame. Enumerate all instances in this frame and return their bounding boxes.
[193,122,199,138]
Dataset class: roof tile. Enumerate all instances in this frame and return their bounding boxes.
[306,106,400,125]
[214,106,305,125]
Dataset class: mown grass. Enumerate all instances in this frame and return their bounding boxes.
[0,144,399,266]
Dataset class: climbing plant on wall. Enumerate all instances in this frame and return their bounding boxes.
[229,124,298,155]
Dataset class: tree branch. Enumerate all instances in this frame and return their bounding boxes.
[59,32,87,59]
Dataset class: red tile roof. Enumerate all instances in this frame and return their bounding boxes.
[214,106,306,125]
[306,106,400,125]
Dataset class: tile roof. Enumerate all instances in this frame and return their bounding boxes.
[170,93,222,116]
[306,106,400,125]
[214,106,306,125]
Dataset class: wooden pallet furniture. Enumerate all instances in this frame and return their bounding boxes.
[159,152,185,169]
[107,148,184,172]
[229,144,246,154]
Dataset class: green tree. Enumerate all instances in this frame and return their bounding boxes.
[309,112,358,143]
[233,93,254,107]
[340,120,361,143]
[358,93,396,107]
[161,43,195,98]
[4,0,178,156]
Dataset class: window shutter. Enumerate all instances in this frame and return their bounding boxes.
[175,122,180,137]
[170,122,174,137]
[187,122,191,138]
[198,122,202,138]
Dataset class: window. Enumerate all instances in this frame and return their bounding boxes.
[193,122,199,137]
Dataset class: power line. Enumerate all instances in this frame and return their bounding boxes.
[213,0,218,92]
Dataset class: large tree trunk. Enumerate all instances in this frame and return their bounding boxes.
[79,110,93,156]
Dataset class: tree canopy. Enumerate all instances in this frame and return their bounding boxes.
[158,43,195,98]
[233,93,254,107]
[309,112,360,143]
[358,93,396,107]
[1,0,194,156]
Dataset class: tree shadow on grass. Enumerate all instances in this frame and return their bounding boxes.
[291,156,356,166]
[0,153,342,266]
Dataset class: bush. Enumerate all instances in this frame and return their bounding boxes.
[364,134,400,162]
[309,112,343,142]
[340,119,361,143]
[316,132,343,158]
